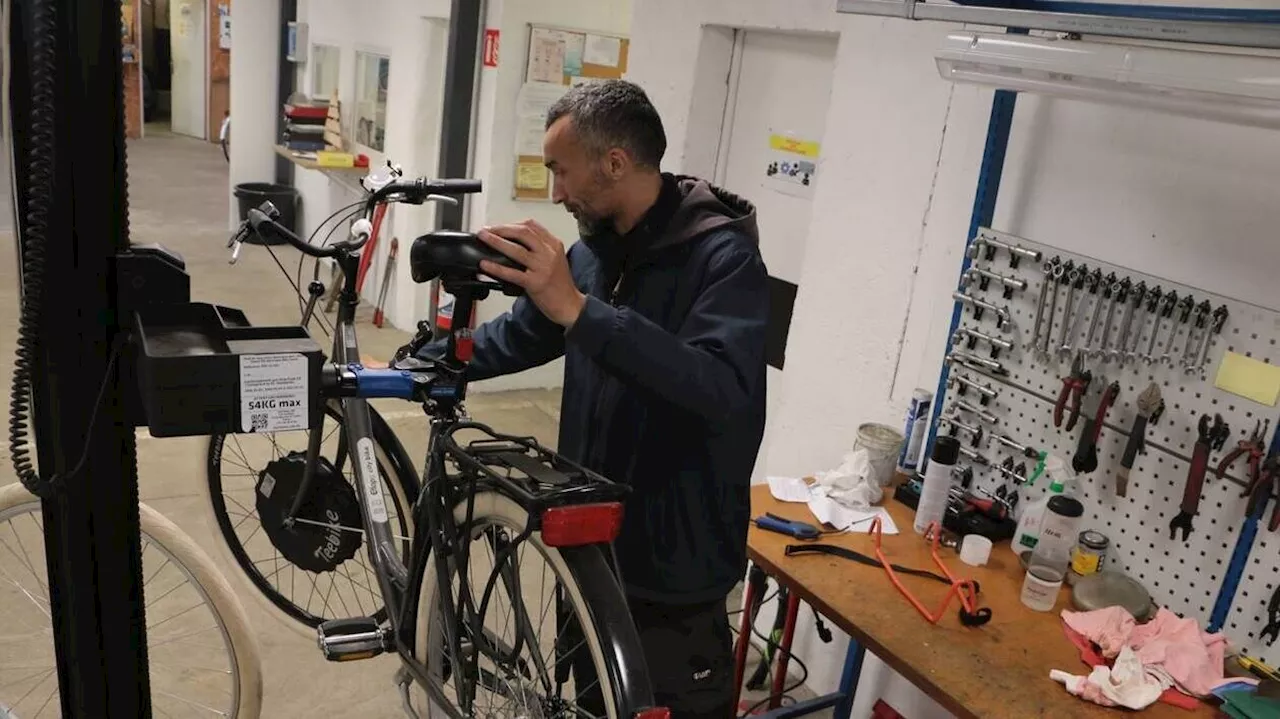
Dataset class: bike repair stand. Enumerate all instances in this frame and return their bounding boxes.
[7,2,326,715]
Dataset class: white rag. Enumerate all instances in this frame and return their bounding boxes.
[1050,646,1166,710]
[813,449,881,509]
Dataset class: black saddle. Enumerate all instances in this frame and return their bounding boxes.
[410,231,525,294]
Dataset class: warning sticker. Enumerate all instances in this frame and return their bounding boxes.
[239,353,309,433]
[356,437,388,523]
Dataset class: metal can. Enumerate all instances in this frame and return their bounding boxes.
[1070,530,1109,579]
[898,389,933,473]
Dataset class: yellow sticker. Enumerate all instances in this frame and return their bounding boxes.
[768,134,820,158]
[1214,351,1280,407]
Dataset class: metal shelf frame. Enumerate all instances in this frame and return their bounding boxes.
[837,0,1280,49]
[816,4,1280,717]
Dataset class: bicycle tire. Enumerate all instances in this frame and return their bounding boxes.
[0,483,264,718]
[203,401,421,634]
[412,491,655,717]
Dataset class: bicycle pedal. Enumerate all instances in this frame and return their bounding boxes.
[316,617,391,662]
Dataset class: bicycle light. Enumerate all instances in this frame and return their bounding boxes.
[540,502,624,547]
[633,708,672,719]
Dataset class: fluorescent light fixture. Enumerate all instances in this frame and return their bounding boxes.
[936,32,1280,128]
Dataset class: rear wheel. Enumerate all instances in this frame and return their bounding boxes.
[204,401,420,633]
[411,491,655,718]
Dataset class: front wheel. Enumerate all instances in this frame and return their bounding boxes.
[411,491,656,717]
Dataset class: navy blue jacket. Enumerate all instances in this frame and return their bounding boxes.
[430,174,768,603]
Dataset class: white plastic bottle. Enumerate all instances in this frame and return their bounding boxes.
[914,436,960,535]
[1011,455,1072,556]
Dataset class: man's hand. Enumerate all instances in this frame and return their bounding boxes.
[477,220,586,327]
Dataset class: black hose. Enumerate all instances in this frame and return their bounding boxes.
[9,0,60,499]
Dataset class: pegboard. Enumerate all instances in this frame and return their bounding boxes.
[934,226,1280,662]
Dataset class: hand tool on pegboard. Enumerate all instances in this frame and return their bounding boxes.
[1186,303,1229,378]
[1143,289,1176,364]
[1054,352,1091,431]
[1169,413,1230,542]
[1208,420,1276,633]
[1060,268,1102,358]
[372,237,399,328]
[1109,280,1145,365]
[1053,261,1082,358]
[1260,586,1280,646]
[1081,273,1120,358]
[1071,378,1120,475]
[1115,382,1165,498]
[1029,256,1059,356]
[1096,277,1131,363]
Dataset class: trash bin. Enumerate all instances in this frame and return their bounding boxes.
[233,182,299,246]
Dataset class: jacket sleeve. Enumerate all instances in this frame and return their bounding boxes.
[564,232,769,425]
[416,292,566,382]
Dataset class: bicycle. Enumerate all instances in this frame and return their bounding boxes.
[0,483,263,717]
[209,164,665,717]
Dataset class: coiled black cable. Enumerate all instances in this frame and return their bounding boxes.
[9,0,61,499]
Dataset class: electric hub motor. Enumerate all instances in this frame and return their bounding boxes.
[255,452,363,573]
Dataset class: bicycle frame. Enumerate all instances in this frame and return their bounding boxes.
[282,216,633,713]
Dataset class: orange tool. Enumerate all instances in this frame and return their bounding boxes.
[869,517,992,626]
[372,237,398,328]
[355,202,390,294]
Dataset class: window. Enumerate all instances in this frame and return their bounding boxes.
[311,44,341,101]
[354,51,390,152]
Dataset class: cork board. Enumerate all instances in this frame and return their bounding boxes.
[513,24,630,201]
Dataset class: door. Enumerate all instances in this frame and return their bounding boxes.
[714,30,839,482]
[170,0,207,139]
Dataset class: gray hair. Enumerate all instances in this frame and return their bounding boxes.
[545,79,666,169]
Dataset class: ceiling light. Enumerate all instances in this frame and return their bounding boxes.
[936,32,1280,128]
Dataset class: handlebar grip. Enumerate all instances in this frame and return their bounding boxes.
[426,178,483,195]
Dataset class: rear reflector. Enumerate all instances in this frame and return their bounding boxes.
[634,708,671,719]
[540,502,624,547]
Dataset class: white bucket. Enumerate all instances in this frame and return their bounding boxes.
[854,423,906,488]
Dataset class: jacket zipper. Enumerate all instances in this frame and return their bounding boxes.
[587,260,631,469]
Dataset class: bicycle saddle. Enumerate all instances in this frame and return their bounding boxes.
[410,231,526,290]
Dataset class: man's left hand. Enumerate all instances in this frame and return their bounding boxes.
[477,220,586,327]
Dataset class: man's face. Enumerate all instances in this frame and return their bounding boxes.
[544,116,618,236]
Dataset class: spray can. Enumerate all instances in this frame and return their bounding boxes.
[898,389,933,473]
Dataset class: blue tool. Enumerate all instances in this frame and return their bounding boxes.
[755,513,821,540]
[1209,415,1280,633]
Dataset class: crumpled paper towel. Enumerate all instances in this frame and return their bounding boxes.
[813,449,881,510]
[1050,646,1166,710]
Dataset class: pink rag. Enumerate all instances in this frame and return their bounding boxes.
[1061,607,1227,698]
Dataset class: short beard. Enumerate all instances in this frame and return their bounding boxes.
[572,168,617,238]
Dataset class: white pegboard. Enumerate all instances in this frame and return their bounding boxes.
[936,227,1280,662]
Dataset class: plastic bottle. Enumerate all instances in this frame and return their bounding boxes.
[1010,455,1072,556]
[914,436,959,535]
[1020,493,1085,611]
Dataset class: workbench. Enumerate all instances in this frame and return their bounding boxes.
[746,484,1218,718]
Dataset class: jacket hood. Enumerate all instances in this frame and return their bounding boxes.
[659,174,759,250]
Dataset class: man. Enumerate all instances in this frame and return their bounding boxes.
[431,80,768,716]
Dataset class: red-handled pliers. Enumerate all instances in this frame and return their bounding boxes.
[1055,352,1091,431]
[1223,420,1269,497]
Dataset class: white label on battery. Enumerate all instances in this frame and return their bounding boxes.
[356,437,388,523]
[239,353,309,433]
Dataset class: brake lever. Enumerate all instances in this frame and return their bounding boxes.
[425,193,460,207]
[226,223,250,265]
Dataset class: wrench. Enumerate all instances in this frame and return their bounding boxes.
[1030,257,1059,353]
[1169,414,1230,542]
[1041,260,1067,359]
[1112,281,1147,364]
[1144,290,1178,364]
[955,399,999,425]
[1096,277,1130,362]
[1159,294,1196,365]
[1083,272,1118,356]
[953,291,1012,331]
[942,415,985,447]
[1055,261,1082,358]
[947,350,1007,375]
[1062,268,1102,357]
[1179,300,1212,369]
[993,434,1039,459]
[1186,304,1229,377]
[949,374,999,405]
[954,327,1014,358]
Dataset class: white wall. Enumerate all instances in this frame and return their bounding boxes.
[463,0,632,391]
[227,0,281,229]
[629,0,1280,714]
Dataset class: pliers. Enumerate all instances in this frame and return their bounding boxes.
[1224,420,1270,499]
[1055,352,1092,431]
[1262,585,1280,645]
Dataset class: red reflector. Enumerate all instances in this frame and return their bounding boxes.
[540,502,623,547]
[634,709,671,719]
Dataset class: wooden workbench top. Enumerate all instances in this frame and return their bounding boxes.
[747,484,1217,719]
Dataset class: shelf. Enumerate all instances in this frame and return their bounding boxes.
[273,145,367,173]
[836,0,1280,49]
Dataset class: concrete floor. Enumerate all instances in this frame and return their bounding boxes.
[0,128,808,717]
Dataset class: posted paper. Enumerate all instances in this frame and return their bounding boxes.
[583,34,622,67]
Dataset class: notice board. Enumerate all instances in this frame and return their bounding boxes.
[512,24,630,201]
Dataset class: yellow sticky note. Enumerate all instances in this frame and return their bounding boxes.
[516,162,548,191]
[1214,351,1280,407]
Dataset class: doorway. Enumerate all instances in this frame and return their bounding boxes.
[139,0,173,126]
[169,0,208,139]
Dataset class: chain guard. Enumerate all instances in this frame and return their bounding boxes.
[256,451,363,573]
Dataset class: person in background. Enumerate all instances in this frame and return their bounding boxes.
[416,79,769,717]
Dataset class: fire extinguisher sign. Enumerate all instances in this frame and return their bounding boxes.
[482,29,500,68]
